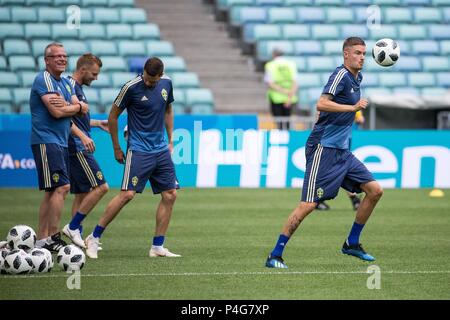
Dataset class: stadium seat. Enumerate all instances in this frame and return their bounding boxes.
[27,0,53,5]
[441,41,450,55]
[284,56,307,71]
[172,102,188,114]
[444,8,450,23]
[108,0,135,7]
[0,8,11,23]
[326,8,354,24]
[421,87,448,96]
[344,0,371,4]
[257,40,294,61]
[361,73,378,87]
[412,40,439,55]
[37,7,65,23]
[353,7,368,24]
[90,73,112,88]
[311,25,339,40]
[282,24,309,40]
[403,0,431,5]
[32,39,53,58]
[245,24,282,43]
[284,0,314,4]
[161,57,187,73]
[118,40,146,57]
[185,89,214,108]
[0,23,24,39]
[294,40,321,56]
[11,7,38,23]
[432,0,450,5]
[393,87,420,96]
[106,24,133,39]
[0,103,14,114]
[341,25,368,39]
[392,56,422,72]
[398,25,427,40]
[230,7,267,26]
[297,73,321,88]
[13,88,31,107]
[88,40,118,56]
[99,88,120,112]
[146,41,175,57]
[316,0,345,4]
[93,8,121,24]
[0,88,13,106]
[173,89,186,107]
[407,72,436,87]
[120,8,147,24]
[79,24,106,39]
[364,88,392,97]
[267,8,297,24]
[384,8,412,24]
[191,104,214,114]
[81,0,108,6]
[3,39,31,57]
[379,73,407,87]
[37,55,46,70]
[369,25,398,41]
[256,0,283,5]
[66,56,79,72]
[54,0,81,5]
[436,73,450,87]
[307,57,335,72]
[128,56,146,73]
[111,72,136,87]
[422,56,450,72]
[375,0,402,5]
[322,40,342,55]
[20,71,37,87]
[63,40,89,56]
[83,87,99,105]
[0,57,8,70]
[296,7,325,23]
[9,56,36,71]
[52,24,79,39]
[4,0,26,6]
[428,25,450,40]
[133,24,160,40]
[100,56,128,72]
[79,8,94,23]
[171,72,200,89]
[413,7,442,23]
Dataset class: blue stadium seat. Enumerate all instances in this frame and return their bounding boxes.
[257,40,294,61]
[24,23,51,39]
[173,89,186,109]
[106,24,133,39]
[267,8,297,24]
[93,8,121,23]
[99,88,120,111]
[444,8,450,23]
[407,72,436,87]
[128,56,146,73]
[81,0,108,6]
[353,7,368,24]
[20,71,37,87]
[54,0,81,5]
[296,7,325,23]
[441,41,450,55]
[88,40,118,56]
[37,55,46,70]
[67,56,79,72]
[185,89,214,109]
[4,0,26,5]
[13,88,30,108]
[422,56,450,72]
[403,0,431,5]
[3,39,31,57]
[398,25,427,40]
[294,40,321,55]
[297,73,321,88]
[108,0,135,7]
[120,8,147,24]
[11,7,38,23]
[83,87,99,106]
[436,73,450,87]
[171,72,200,89]
[284,0,314,5]
[111,72,136,87]
[191,104,214,115]
[412,40,439,55]
[217,0,254,11]
[27,0,53,5]
[90,73,112,88]
[384,8,412,24]
[393,87,420,96]
[306,87,322,107]
[146,41,175,57]
[63,40,89,55]
[326,8,354,24]
[392,56,421,72]
[0,23,24,39]
[256,0,284,5]
[369,25,398,40]
[79,24,106,39]
[0,57,8,70]
[375,0,402,4]
[100,56,128,72]
[52,24,79,39]
[160,56,187,73]
[316,0,345,4]
[133,24,160,40]
[0,8,11,23]
[364,88,392,97]
[9,56,36,71]
[413,7,442,23]
[428,25,450,40]
[379,73,407,87]
[118,40,146,57]
[344,0,371,4]
[361,73,378,87]
[311,25,339,40]
[0,88,13,107]
[322,40,342,55]
[37,7,65,23]
[431,0,450,5]
[172,102,188,115]
[80,8,94,23]
[282,24,309,40]
[284,56,307,71]
[230,7,267,26]
[31,39,53,58]
[421,87,447,96]
[307,57,335,72]
[245,24,282,43]
[341,25,368,39]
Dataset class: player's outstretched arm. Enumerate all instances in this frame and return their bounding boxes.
[317,94,367,113]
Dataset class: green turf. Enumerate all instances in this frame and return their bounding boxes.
[0,188,449,300]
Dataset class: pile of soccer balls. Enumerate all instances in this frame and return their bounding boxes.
[0,224,85,275]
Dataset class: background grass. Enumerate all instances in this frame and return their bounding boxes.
[0,188,449,300]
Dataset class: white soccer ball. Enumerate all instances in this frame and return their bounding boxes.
[0,248,10,274]
[29,248,49,273]
[4,249,33,274]
[6,225,36,252]
[41,248,53,272]
[57,245,85,271]
[372,38,400,67]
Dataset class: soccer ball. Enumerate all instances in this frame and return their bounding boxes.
[29,248,50,273]
[41,248,53,272]
[57,245,85,271]
[4,249,33,274]
[372,38,400,67]
[6,225,36,252]
[0,248,10,274]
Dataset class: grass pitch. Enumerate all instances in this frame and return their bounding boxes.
[0,188,449,300]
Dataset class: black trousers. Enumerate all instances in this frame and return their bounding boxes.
[270,102,293,130]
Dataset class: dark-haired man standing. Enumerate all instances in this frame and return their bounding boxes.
[85,57,180,259]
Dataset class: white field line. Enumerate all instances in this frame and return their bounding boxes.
[2,270,450,279]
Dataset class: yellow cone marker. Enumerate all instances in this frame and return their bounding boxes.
[429,189,444,197]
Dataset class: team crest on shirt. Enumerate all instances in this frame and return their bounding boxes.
[161,89,168,101]
[65,84,72,94]
[96,171,103,180]
[316,187,324,198]
[52,173,59,183]
[132,176,139,186]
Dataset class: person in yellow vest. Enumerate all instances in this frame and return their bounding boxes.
[264,49,298,130]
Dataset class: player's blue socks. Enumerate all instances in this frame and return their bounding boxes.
[153,236,165,246]
[93,225,105,238]
[347,221,365,245]
[69,211,86,231]
[271,234,290,258]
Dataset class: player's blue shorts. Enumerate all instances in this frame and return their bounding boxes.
[301,144,374,203]
[31,143,70,191]
[69,151,107,194]
[121,149,180,194]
